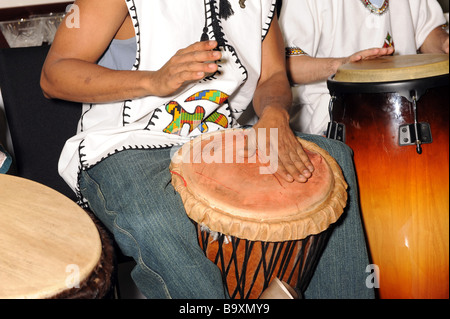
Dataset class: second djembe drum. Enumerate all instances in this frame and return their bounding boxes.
[0,174,114,299]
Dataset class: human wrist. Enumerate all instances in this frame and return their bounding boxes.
[137,71,155,97]
[331,57,346,75]
[260,105,290,124]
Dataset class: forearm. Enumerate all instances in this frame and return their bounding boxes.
[252,70,293,122]
[41,39,221,104]
[41,59,154,103]
[419,26,449,54]
[287,55,343,85]
[252,13,314,183]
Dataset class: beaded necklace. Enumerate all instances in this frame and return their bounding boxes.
[361,0,389,15]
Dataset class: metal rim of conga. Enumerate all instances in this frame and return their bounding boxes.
[170,129,348,243]
[328,73,449,101]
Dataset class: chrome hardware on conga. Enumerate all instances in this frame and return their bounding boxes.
[170,129,348,299]
[326,54,449,299]
[327,54,448,154]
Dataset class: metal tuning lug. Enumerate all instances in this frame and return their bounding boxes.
[326,122,346,142]
[399,94,432,155]
[326,95,345,142]
[399,122,432,152]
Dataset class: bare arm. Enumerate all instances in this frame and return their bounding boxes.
[252,15,314,183]
[419,26,449,54]
[41,0,221,103]
[287,47,395,85]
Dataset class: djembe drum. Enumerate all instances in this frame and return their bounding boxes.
[0,174,114,299]
[170,129,348,299]
[327,54,449,299]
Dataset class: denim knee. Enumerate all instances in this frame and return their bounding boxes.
[78,152,227,299]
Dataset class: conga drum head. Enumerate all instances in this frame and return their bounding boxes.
[0,175,104,299]
[334,54,449,83]
[170,129,348,298]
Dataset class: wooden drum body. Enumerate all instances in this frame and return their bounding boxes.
[327,54,449,299]
[170,129,348,299]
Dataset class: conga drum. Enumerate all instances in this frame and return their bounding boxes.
[327,54,449,299]
[0,174,114,299]
[170,129,348,299]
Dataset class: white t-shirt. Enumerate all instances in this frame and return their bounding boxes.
[280,0,446,134]
[58,0,279,198]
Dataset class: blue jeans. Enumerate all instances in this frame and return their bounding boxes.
[296,134,375,299]
[79,132,374,299]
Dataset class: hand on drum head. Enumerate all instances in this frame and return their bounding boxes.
[346,46,395,64]
[243,108,315,184]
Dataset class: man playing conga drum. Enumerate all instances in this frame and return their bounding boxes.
[41,0,373,299]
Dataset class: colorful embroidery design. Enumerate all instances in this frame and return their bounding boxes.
[164,102,205,135]
[185,90,229,105]
[162,90,230,135]
[200,111,229,133]
[383,32,394,48]
[286,47,308,56]
[361,0,389,15]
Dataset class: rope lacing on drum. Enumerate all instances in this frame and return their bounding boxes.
[198,226,334,299]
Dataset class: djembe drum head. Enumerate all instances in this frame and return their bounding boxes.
[0,174,113,299]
